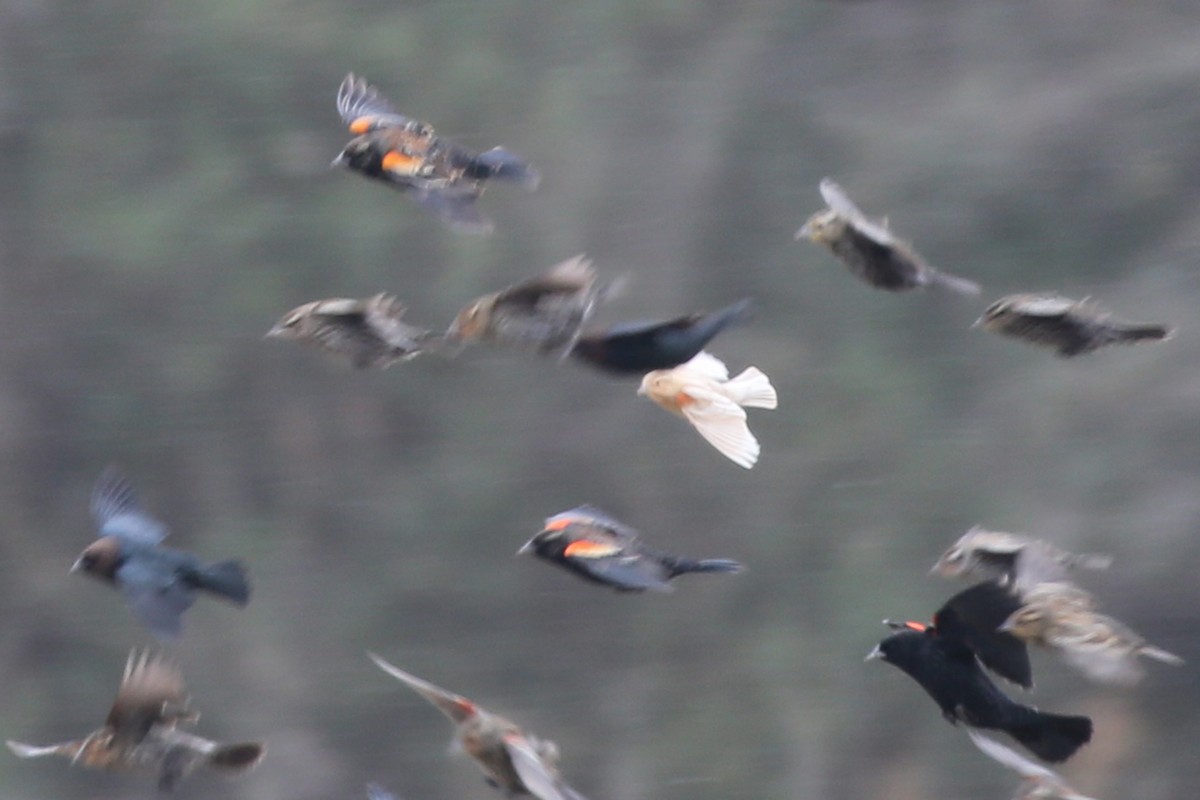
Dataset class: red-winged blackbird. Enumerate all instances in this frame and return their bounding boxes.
[569,298,751,374]
[333,74,538,234]
[932,526,1111,592]
[267,293,436,369]
[368,653,589,800]
[867,619,1092,763]
[976,293,1172,357]
[796,178,980,295]
[638,351,777,469]
[72,466,250,640]
[966,730,1098,800]
[6,650,265,791]
[927,582,1033,690]
[446,256,614,355]
[999,582,1184,686]
[518,505,743,592]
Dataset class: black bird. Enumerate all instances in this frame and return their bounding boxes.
[927,582,1033,689]
[72,467,251,640]
[796,178,980,295]
[867,621,1092,763]
[976,293,1172,357]
[569,298,752,375]
[519,505,743,592]
[333,74,538,234]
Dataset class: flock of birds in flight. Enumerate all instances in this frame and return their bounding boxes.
[5,73,1182,800]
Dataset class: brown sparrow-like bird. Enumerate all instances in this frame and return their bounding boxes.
[7,650,264,791]
[796,178,980,295]
[267,293,436,368]
[446,255,614,355]
[976,293,1172,357]
[999,582,1183,686]
[932,526,1111,592]
[368,653,588,800]
[638,351,777,469]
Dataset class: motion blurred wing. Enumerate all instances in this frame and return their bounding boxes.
[91,466,169,544]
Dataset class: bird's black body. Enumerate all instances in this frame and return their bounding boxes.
[569,298,751,375]
[871,627,1091,763]
[520,506,743,592]
[935,582,1032,689]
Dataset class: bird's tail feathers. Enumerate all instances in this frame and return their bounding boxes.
[467,147,541,190]
[1007,711,1092,764]
[197,560,251,606]
[929,269,982,296]
[726,367,778,409]
[667,557,744,577]
[6,740,73,759]
[1140,645,1184,666]
[1115,324,1173,344]
[208,742,266,772]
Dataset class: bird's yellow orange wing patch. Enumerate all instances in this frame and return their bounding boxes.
[382,150,425,176]
[564,540,621,559]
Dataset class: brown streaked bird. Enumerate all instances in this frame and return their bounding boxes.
[967,731,1098,800]
[446,255,615,355]
[999,582,1183,686]
[368,653,588,800]
[6,650,264,792]
[976,293,1173,357]
[518,504,743,592]
[932,526,1111,592]
[638,351,777,469]
[333,73,539,234]
[796,178,980,295]
[267,293,436,369]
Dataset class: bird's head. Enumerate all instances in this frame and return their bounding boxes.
[332,138,379,171]
[795,210,845,246]
[446,300,493,344]
[266,303,316,340]
[71,536,124,582]
[997,605,1045,640]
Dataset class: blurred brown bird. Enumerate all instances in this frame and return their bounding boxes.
[999,582,1184,686]
[333,73,539,234]
[796,178,980,295]
[368,653,588,800]
[7,650,264,791]
[267,293,436,369]
[966,731,1098,800]
[976,293,1173,356]
[638,351,777,469]
[932,526,1111,592]
[446,255,615,355]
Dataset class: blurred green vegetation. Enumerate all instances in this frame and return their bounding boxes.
[0,2,1196,799]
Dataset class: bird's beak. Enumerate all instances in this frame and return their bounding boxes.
[970,316,985,329]
[330,152,348,168]
[516,539,535,556]
[69,558,83,574]
[264,325,285,339]
[997,619,1015,633]
[864,645,884,662]
[794,223,811,241]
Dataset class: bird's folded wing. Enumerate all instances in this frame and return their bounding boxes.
[505,734,588,800]
[679,393,759,469]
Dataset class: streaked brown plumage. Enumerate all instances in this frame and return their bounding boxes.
[1000,582,1184,686]
[638,351,777,469]
[333,74,539,234]
[267,293,436,368]
[7,650,264,791]
[796,178,980,295]
[368,653,587,800]
[932,526,1111,592]
[967,731,1097,800]
[446,255,613,354]
[976,293,1173,356]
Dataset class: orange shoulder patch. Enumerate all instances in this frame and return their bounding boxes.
[349,117,375,135]
[564,540,621,559]
[382,150,424,176]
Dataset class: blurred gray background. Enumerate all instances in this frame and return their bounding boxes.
[0,1,1197,798]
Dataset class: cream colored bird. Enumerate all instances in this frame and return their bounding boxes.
[638,351,777,469]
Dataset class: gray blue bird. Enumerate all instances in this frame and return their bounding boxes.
[72,466,250,640]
